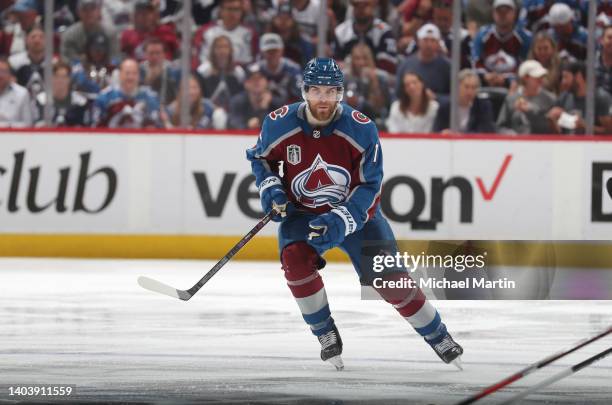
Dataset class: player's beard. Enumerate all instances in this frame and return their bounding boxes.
[308,100,336,123]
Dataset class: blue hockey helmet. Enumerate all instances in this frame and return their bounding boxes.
[302,57,344,88]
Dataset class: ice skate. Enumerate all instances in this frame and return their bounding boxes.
[318,324,344,370]
[428,331,464,370]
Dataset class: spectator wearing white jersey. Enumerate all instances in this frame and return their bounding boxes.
[289,0,336,43]
[192,0,258,67]
[0,58,33,128]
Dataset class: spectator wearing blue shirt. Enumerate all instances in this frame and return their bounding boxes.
[93,58,161,128]
[546,3,588,61]
[472,0,532,88]
[396,23,451,105]
[253,33,302,105]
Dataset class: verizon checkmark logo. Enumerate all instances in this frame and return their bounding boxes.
[476,155,512,201]
[380,153,514,230]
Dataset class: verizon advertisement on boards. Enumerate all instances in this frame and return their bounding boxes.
[0,132,611,240]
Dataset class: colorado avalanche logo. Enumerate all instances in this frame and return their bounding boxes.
[291,154,351,208]
[352,110,371,124]
[269,105,289,120]
[484,50,517,73]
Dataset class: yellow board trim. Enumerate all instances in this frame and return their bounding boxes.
[1,235,611,268]
[0,234,349,261]
[395,240,612,269]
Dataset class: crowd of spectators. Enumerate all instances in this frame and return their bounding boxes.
[0,0,609,134]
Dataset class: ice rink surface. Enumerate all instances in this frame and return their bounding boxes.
[1,258,611,404]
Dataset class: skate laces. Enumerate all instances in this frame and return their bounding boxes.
[434,335,456,354]
[319,329,338,349]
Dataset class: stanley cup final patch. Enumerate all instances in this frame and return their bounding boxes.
[287,144,302,165]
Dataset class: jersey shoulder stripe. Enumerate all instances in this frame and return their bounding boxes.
[334,104,379,151]
[258,102,302,156]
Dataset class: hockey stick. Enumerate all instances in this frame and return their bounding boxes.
[455,326,612,405]
[498,347,612,405]
[138,211,274,301]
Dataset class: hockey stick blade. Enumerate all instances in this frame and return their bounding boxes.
[138,276,193,301]
[137,212,274,301]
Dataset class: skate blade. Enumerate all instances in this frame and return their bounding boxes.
[451,356,463,371]
[326,355,344,371]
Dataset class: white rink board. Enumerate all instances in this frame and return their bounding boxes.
[1,132,611,239]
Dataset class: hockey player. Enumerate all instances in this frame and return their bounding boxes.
[246,58,463,370]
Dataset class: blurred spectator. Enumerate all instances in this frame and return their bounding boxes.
[140,37,180,105]
[547,61,612,135]
[497,60,556,134]
[71,32,116,100]
[101,0,133,33]
[386,71,439,133]
[557,60,574,94]
[34,60,91,127]
[0,1,14,13]
[432,0,473,69]
[433,69,496,133]
[93,58,161,128]
[0,57,32,127]
[165,75,227,129]
[396,23,450,103]
[334,0,398,74]
[465,0,494,34]
[596,8,612,31]
[472,0,532,88]
[291,0,322,39]
[546,3,587,61]
[61,0,119,64]
[527,31,561,94]
[196,35,246,110]
[253,33,301,104]
[193,0,258,67]
[9,26,45,99]
[269,1,315,66]
[584,1,612,26]
[598,25,612,96]
[7,0,41,56]
[399,0,433,45]
[228,64,282,129]
[121,0,179,61]
[343,42,391,124]
[244,0,277,34]
[192,0,222,26]
[519,0,582,33]
[158,0,183,24]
